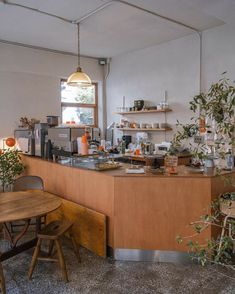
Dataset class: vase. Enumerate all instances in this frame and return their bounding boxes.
[204,158,215,175]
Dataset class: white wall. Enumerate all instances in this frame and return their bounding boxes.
[2,23,235,147]
[202,24,235,89]
[106,23,235,144]
[0,43,104,146]
[106,33,200,144]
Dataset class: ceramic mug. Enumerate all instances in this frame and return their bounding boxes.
[152,123,159,129]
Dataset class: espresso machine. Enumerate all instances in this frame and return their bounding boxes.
[47,127,86,158]
[34,123,48,157]
[14,129,35,155]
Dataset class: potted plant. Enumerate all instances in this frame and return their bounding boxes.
[173,74,235,269]
[172,73,235,170]
[0,149,24,192]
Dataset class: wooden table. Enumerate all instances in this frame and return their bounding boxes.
[0,190,62,261]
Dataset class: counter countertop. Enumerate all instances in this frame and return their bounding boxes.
[22,154,235,258]
[21,155,234,178]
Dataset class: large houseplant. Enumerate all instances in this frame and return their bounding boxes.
[172,74,235,166]
[173,74,235,269]
[0,149,24,192]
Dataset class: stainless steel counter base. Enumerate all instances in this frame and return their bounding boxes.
[114,249,192,263]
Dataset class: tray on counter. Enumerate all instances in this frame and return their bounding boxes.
[57,155,122,171]
[94,162,122,171]
[72,160,122,171]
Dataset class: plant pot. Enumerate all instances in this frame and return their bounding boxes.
[204,158,215,175]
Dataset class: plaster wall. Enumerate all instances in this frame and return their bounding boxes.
[106,23,235,144]
[0,43,104,146]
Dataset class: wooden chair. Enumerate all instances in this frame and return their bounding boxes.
[13,175,44,192]
[28,220,80,282]
[0,257,6,294]
[11,175,44,232]
[218,199,235,253]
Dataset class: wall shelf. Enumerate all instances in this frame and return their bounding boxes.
[116,109,172,115]
[116,127,172,132]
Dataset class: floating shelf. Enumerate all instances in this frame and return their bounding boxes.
[116,109,172,115]
[116,127,172,132]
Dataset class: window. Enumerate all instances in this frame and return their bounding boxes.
[61,80,98,126]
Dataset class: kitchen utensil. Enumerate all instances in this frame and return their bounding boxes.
[152,123,159,128]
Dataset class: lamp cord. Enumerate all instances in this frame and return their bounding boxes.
[77,23,80,69]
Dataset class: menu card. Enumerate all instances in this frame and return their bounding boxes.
[164,155,178,174]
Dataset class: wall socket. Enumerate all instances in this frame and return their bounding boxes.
[194,135,205,144]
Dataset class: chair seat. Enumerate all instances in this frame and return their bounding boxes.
[38,220,73,240]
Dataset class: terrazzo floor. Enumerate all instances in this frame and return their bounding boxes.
[1,239,235,294]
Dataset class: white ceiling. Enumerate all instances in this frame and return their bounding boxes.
[0,0,234,58]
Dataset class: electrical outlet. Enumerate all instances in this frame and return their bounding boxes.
[194,135,204,144]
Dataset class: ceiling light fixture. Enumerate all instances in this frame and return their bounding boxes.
[67,23,92,87]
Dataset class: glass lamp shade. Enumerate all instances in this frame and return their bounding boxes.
[67,67,92,87]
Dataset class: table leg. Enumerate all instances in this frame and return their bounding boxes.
[3,220,30,248]
[35,216,42,235]
[0,218,41,262]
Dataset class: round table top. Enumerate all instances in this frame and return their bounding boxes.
[0,190,62,223]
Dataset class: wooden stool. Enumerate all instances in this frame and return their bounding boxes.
[28,220,80,282]
[0,260,6,294]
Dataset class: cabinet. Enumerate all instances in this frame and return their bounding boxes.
[115,109,172,132]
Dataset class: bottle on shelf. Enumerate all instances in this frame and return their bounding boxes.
[226,149,234,170]
[121,139,126,154]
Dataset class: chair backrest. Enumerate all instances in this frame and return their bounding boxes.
[13,176,44,192]
[220,200,235,218]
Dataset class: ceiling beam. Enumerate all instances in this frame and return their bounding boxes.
[0,39,99,60]
[3,0,73,23]
[2,0,202,91]
[113,0,199,32]
[3,0,199,32]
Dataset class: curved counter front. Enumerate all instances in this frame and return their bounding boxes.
[22,155,235,262]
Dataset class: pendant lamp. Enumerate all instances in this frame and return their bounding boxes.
[67,23,92,87]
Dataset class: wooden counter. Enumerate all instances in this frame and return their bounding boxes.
[22,155,235,262]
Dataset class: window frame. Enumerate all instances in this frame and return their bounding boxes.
[60,79,98,127]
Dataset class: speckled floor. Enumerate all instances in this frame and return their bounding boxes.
[1,239,235,294]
